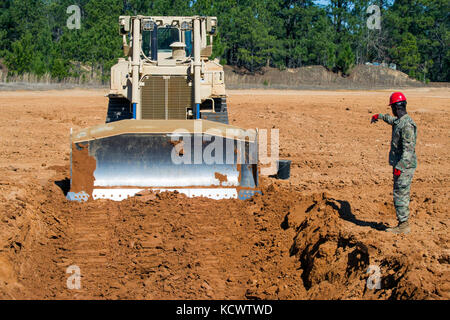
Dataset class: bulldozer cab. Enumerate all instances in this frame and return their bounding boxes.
[142,26,185,57]
[157,27,180,49]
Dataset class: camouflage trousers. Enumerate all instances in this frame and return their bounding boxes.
[393,168,415,223]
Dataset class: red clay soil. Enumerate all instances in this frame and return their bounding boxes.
[0,89,448,300]
[69,143,96,195]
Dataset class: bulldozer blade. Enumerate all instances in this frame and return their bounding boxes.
[67,120,260,202]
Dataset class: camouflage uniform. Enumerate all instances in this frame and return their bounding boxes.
[379,113,417,223]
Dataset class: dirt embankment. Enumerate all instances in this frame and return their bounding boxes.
[2,64,446,92]
[0,89,448,299]
[224,65,432,90]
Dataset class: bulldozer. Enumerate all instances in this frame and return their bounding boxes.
[67,15,260,202]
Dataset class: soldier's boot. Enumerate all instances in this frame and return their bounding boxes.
[386,221,410,234]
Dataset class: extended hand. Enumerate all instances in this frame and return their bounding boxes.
[393,168,402,177]
[371,114,379,123]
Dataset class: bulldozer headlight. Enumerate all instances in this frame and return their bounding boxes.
[181,21,192,31]
[119,16,131,35]
[206,17,217,35]
[142,19,154,31]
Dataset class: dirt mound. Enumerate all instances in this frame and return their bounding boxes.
[349,65,421,88]
[0,178,73,299]
[242,188,448,300]
[281,193,446,299]
[224,65,422,89]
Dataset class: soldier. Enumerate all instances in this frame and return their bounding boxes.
[371,92,417,234]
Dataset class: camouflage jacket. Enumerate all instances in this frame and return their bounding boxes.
[379,113,417,170]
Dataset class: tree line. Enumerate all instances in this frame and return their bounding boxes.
[0,0,448,83]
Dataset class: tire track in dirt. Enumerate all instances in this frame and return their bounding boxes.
[48,195,257,300]
[69,210,110,298]
[117,197,254,300]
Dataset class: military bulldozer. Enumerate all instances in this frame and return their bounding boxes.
[67,15,261,202]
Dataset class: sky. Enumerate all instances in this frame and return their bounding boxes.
[313,0,330,6]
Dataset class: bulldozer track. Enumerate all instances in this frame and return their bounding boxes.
[122,204,252,299]
[106,98,132,123]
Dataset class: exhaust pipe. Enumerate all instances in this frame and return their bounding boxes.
[193,18,201,119]
[132,17,141,120]
[151,22,158,61]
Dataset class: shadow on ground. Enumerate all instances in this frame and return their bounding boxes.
[328,199,387,231]
[55,178,70,196]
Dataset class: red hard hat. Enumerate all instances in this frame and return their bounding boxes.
[389,92,407,105]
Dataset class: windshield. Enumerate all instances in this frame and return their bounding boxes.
[158,27,180,51]
[185,30,192,56]
[142,31,151,57]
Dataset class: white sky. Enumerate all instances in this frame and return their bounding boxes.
[313,0,330,6]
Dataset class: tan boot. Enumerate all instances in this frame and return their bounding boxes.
[386,221,410,234]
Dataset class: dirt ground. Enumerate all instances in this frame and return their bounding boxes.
[0,88,448,300]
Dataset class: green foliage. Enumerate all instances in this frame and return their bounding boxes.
[390,32,421,78]
[51,58,69,80]
[0,0,447,82]
[231,5,276,72]
[336,43,355,75]
[384,0,450,81]
[5,32,35,75]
